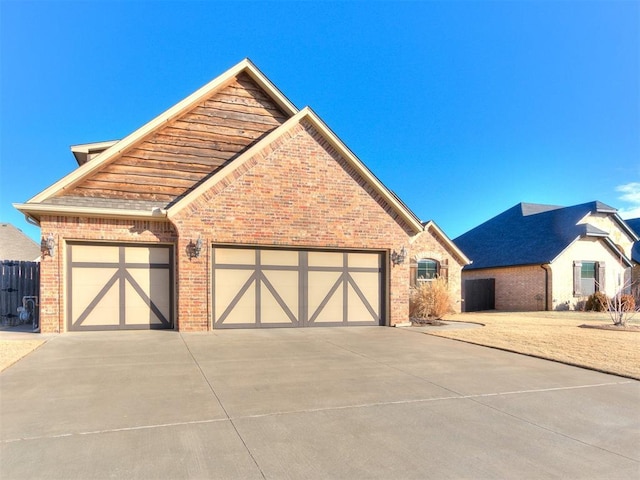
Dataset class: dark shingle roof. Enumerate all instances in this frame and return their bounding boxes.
[625,218,640,236]
[454,201,623,270]
[0,223,40,261]
[625,218,640,263]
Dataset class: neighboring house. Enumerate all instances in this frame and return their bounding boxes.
[0,223,40,261]
[624,217,640,286]
[0,224,40,328]
[454,201,637,312]
[14,59,469,333]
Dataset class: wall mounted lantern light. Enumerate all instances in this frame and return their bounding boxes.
[187,236,203,259]
[41,233,55,257]
[391,246,407,266]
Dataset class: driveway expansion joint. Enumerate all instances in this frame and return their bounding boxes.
[4,380,632,445]
[179,333,267,480]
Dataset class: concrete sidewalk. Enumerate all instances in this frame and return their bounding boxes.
[1,327,638,479]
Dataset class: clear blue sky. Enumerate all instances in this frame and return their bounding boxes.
[1,0,638,244]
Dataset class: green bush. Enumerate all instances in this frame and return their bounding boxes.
[585,291,608,312]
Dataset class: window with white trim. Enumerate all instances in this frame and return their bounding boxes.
[410,258,449,287]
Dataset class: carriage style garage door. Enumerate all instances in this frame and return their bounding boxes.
[67,243,173,331]
[213,247,384,328]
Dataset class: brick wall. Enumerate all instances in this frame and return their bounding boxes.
[170,121,419,329]
[409,226,464,313]
[38,120,463,332]
[462,265,547,311]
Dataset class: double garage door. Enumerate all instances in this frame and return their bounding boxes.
[68,243,173,331]
[213,247,384,328]
[68,243,383,330]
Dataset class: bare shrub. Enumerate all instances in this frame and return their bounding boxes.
[585,291,608,312]
[409,277,454,320]
[620,294,636,312]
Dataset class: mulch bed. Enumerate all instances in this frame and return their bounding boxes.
[579,324,640,332]
[410,317,447,326]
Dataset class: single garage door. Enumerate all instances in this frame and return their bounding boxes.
[213,247,384,328]
[68,243,173,331]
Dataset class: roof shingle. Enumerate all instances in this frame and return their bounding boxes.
[454,201,628,270]
[0,223,40,261]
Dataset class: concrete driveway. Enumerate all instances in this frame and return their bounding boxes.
[1,327,638,479]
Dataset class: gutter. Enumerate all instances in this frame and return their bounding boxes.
[13,203,169,222]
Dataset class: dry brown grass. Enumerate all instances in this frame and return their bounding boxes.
[0,340,45,372]
[428,311,640,379]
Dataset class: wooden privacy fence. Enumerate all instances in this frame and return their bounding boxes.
[0,260,40,327]
[464,278,495,312]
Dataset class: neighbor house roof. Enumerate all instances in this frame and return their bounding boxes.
[0,223,40,261]
[14,58,431,236]
[454,201,635,270]
[625,218,640,236]
[625,217,640,263]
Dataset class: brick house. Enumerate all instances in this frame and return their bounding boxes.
[15,59,469,333]
[454,201,637,311]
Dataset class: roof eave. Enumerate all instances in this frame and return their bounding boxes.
[70,140,120,166]
[422,220,471,265]
[13,203,168,222]
[602,237,634,267]
[615,214,640,241]
[464,261,548,271]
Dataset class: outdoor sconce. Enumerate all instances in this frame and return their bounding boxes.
[41,233,55,257]
[391,246,407,266]
[187,236,203,259]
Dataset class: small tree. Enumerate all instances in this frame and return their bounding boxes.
[605,282,638,327]
[600,261,639,326]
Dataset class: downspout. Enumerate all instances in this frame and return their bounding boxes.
[541,264,551,311]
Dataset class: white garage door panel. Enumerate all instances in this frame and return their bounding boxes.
[68,244,173,331]
[72,269,120,327]
[213,247,383,328]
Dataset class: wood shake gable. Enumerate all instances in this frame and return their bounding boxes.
[58,73,289,205]
[16,59,426,236]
